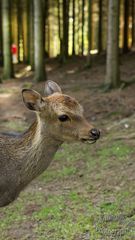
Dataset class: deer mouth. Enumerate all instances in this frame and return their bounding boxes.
[81,138,97,144]
[80,129,100,144]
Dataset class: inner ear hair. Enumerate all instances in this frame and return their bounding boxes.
[25,102,37,111]
[22,89,44,111]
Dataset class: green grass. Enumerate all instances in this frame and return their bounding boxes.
[0,139,135,240]
[0,87,18,94]
[1,119,28,132]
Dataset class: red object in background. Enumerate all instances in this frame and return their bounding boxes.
[11,44,17,55]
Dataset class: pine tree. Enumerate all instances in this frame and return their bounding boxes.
[33,0,46,82]
[132,0,135,49]
[105,0,120,89]
[98,0,103,53]
[81,0,85,55]
[62,0,70,62]
[87,0,92,67]
[0,0,3,66]
[2,0,14,79]
[123,0,129,53]
[72,0,75,55]
[28,0,34,69]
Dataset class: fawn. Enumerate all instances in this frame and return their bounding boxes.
[0,81,100,207]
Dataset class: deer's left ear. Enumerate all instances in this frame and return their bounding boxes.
[44,80,62,96]
[22,89,45,111]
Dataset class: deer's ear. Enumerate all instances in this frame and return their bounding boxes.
[44,80,62,96]
[22,89,44,111]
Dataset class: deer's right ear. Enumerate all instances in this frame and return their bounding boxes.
[44,80,62,96]
[22,89,44,111]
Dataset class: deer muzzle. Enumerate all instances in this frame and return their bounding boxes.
[80,126,100,144]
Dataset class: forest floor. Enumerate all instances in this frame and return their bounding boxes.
[0,54,135,240]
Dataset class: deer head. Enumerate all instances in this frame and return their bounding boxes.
[22,81,100,143]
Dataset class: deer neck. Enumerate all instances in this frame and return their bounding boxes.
[19,115,63,186]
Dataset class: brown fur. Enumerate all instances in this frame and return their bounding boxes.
[0,81,99,207]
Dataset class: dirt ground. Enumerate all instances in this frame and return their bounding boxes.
[0,54,135,240]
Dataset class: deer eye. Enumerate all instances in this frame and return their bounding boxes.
[58,114,69,122]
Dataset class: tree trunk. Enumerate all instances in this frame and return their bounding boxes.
[123,0,129,53]
[57,0,61,56]
[43,0,49,57]
[47,13,50,56]
[78,0,82,55]
[87,0,92,67]
[44,0,49,56]
[98,0,103,53]
[2,0,14,79]
[105,0,120,89]
[72,0,75,55]
[62,0,69,62]
[81,0,85,55]
[17,0,23,62]
[33,0,46,82]
[132,0,135,49]
[0,0,3,66]
[28,0,34,69]
[21,0,28,63]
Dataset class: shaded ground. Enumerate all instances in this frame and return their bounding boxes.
[0,54,135,239]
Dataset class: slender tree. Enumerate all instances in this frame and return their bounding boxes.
[11,0,18,58]
[81,0,85,55]
[47,10,50,56]
[0,0,3,65]
[2,0,14,79]
[57,0,63,58]
[72,0,75,55]
[17,0,23,62]
[105,0,120,88]
[33,0,46,82]
[123,0,129,53]
[132,0,135,49]
[57,0,61,49]
[22,0,28,63]
[78,0,82,55]
[28,0,34,69]
[98,0,103,53]
[43,0,49,57]
[87,0,92,67]
[0,0,2,83]
[62,0,70,62]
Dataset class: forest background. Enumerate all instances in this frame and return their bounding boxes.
[0,0,135,239]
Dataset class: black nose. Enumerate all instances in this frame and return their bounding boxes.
[90,128,100,140]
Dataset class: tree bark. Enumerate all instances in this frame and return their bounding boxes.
[17,0,23,62]
[132,0,135,49]
[33,0,46,82]
[57,0,61,55]
[105,0,120,88]
[2,0,14,79]
[72,0,75,55]
[81,0,85,55]
[87,0,92,67]
[43,0,49,57]
[98,0,103,53]
[123,0,129,53]
[62,0,70,62]
[28,0,34,69]
[22,0,28,63]
[0,0,3,66]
